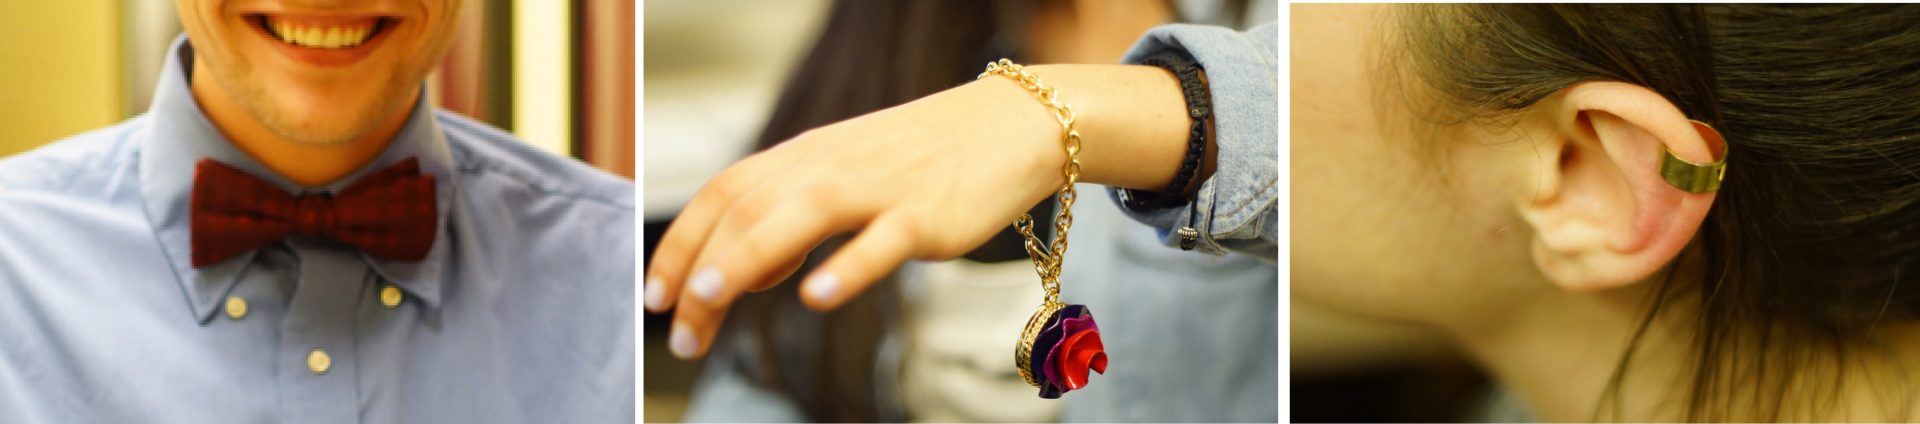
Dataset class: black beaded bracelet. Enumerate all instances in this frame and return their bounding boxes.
[1121,50,1212,211]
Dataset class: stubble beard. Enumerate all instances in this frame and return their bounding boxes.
[213,59,420,147]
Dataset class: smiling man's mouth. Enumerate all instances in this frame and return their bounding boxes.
[251,14,392,49]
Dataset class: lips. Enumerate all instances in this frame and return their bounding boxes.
[243,13,399,67]
[252,14,391,49]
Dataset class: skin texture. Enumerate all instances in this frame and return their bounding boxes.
[1292,4,1920,420]
[645,63,1197,360]
[1024,0,1174,65]
[176,0,463,187]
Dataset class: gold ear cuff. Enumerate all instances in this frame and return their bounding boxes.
[1658,120,1729,193]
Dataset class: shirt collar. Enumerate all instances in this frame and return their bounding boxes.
[138,35,455,323]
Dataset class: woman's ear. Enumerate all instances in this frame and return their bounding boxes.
[1519,81,1724,291]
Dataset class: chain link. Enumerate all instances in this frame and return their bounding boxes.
[980,58,1081,303]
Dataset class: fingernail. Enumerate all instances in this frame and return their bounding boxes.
[669,324,699,359]
[690,268,723,301]
[644,277,667,311]
[804,273,840,302]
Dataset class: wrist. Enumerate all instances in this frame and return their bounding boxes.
[963,73,1074,202]
[1020,64,1191,191]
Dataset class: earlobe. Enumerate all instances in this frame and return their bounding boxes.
[1521,82,1722,291]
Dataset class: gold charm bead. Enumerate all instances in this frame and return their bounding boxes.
[224,296,248,320]
[379,285,404,309]
[307,349,332,375]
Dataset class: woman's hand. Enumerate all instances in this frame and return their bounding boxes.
[645,77,1070,359]
[645,64,1192,359]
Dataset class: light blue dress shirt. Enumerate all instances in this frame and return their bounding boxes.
[0,37,634,423]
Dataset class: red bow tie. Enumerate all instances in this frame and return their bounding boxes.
[190,158,438,268]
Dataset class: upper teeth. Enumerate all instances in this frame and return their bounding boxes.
[268,18,375,49]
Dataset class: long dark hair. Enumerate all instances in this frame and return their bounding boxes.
[1395,4,1920,421]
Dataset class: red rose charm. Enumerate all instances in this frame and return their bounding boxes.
[1054,322,1107,390]
[1028,304,1106,398]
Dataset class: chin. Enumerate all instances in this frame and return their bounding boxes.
[247,71,393,127]
[260,93,407,146]
[255,106,380,146]
[274,124,367,146]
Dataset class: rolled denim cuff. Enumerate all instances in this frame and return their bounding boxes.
[1106,22,1277,261]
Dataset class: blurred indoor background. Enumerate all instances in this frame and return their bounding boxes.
[0,1,633,179]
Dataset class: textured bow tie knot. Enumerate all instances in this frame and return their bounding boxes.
[292,194,338,235]
[191,158,438,268]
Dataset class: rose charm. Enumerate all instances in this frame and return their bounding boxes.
[1016,303,1108,398]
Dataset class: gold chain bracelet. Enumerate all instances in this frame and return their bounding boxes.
[978,59,1107,399]
[978,58,1082,299]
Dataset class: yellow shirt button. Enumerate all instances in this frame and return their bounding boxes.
[224,296,248,320]
[379,285,403,309]
[307,349,331,375]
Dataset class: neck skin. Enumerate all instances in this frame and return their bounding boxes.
[189,58,414,188]
[1451,251,1920,421]
[1449,267,1692,421]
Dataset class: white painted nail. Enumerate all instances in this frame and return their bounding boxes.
[805,273,840,302]
[644,277,667,311]
[690,268,723,302]
[669,324,699,359]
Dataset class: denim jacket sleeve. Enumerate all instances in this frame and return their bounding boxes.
[1106,22,1278,261]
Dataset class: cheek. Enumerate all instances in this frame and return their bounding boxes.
[383,4,457,83]
[418,17,460,67]
[1447,142,1541,263]
[1291,123,1536,321]
[177,5,239,63]
[1292,133,1450,318]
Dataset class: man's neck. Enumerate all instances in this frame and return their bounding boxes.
[188,58,413,188]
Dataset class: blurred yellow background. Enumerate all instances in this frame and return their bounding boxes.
[0,2,124,156]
